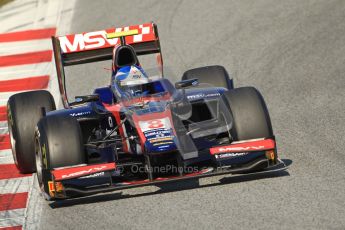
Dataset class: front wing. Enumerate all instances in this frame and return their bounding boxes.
[48,139,288,199]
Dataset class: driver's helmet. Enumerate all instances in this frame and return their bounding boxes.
[112,65,149,99]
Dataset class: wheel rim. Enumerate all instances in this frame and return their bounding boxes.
[35,135,53,201]
[34,136,43,188]
[220,112,233,140]
[8,121,18,165]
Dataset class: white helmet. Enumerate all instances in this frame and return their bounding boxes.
[112,65,149,99]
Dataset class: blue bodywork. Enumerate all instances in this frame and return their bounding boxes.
[45,78,243,165]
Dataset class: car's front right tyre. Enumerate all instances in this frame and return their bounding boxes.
[7,90,56,174]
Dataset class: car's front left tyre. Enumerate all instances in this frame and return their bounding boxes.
[35,115,85,199]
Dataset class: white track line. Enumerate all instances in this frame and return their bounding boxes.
[0,91,39,105]
[0,177,32,194]
[0,149,13,166]
[0,39,52,56]
[0,149,11,157]
[0,62,52,81]
[0,155,13,165]
[0,122,8,135]
[0,209,26,228]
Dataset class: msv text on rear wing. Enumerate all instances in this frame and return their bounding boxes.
[51,22,162,108]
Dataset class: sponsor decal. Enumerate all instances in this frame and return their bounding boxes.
[80,171,105,179]
[52,163,116,181]
[144,127,175,148]
[157,145,172,149]
[217,146,265,152]
[70,111,91,117]
[139,118,171,132]
[58,23,154,53]
[149,137,173,143]
[210,139,275,155]
[132,74,141,79]
[145,129,171,137]
[61,165,107,179]
[265,150,275,160]
[215,152,248,159]
[48,181,64,197]
[187,94,204,99]
[187,93,220,100]
[153,141,174,146]
[59,30,119,53]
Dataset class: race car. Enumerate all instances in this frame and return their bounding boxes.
[7,22,287,200]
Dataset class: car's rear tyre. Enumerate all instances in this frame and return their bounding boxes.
[35,115,85,199]
[221,87,273,141]
[182,65,233,89]
[7,90,56,173]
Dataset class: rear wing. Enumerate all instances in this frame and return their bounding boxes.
[52,22,162,107]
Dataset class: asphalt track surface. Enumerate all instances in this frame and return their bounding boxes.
[37,1,345,229]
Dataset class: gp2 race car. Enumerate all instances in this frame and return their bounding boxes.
[7,22,287,200]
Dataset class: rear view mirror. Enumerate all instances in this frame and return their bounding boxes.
[175,78,199,89]
[70,94,99,106]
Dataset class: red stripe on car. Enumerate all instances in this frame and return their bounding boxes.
[210,139,275,155]
[0,50,52,67]
[52,162,116,181]
[0,192,28,211]
[0,28,56,43]
[0,75,49,92]
[0,164,31,180]
[103,104,129,153]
